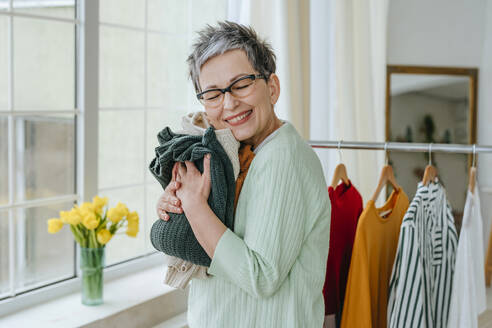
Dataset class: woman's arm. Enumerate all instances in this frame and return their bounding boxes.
[176,149,329,299]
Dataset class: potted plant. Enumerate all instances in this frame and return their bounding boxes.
[47,196,139,305]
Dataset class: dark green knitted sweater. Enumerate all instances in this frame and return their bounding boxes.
[149,127,236,267]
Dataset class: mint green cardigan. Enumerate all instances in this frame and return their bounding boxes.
[187,123,331,328]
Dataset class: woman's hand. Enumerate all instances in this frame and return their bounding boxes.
[172,154,225,258]
[175,154,212,214]
[156,163,183,221]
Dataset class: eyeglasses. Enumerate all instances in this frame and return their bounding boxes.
[196,74,267,108]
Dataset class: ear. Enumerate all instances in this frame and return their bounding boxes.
[267,73,281,106]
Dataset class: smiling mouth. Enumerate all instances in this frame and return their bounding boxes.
[225,110,253,125]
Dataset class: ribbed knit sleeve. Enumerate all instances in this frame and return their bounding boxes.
[208,147,320,298]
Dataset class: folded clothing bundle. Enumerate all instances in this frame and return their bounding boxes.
[149,126,236,267]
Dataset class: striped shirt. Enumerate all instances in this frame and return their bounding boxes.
[387,181,458,328]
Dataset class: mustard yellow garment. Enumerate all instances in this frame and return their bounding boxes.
[341,188,409,328]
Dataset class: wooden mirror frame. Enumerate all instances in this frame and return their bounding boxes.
[385,65,478,165]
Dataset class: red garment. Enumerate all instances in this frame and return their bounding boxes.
[323,180,363,327]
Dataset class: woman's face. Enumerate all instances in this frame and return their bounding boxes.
[198,49,280,148]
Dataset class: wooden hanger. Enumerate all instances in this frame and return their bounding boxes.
[330,141,350,189]
[468,144,477,194]
[422,143,438,186]
[371,143,400,202]
[331,163,350,189]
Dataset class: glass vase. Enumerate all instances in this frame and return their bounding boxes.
[80,247,105,306]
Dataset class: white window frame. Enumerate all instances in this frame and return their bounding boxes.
[0,0,163,317]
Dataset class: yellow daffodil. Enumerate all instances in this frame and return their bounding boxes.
[79,202,96,214]
[47,218,64,234]
[115,202,129,217]
[48,198,134,247]
[126,220,139,237]
[67,208,82,225]
[127,211,139,223]
[92,196,108,215]
[81,210,99,230]
[107,207,123,223]
[97,229,112,245]
[59,210,71,224]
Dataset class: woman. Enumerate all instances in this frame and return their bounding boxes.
[156,21,331,328]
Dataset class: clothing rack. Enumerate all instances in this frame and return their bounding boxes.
[310,139,492,287]
[308,140,492,154]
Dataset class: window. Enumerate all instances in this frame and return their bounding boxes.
[0,0,227,309]
[98,0,227,265]
[0,0,77,300]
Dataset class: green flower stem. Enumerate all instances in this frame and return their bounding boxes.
[70,225,82,245]
[77,223,89,248]
[91,230,99,248]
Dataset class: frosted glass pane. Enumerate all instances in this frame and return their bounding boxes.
[0,0,8,10]
[100,0,145,29]
[14,18,75,110]
[147,0,188,33]
[13,0,75,19]
[100,26,145,108]
[0,118,7,205]
[0,211,9,296]
[14,115,75,202]
[0,17,7,109]
[147,34,188,108]
[99,110,144,189]
[146,109,186,182]
[101,186,146,265]
[191,0,227,32]
[15,202,75,292]
[146,183,162,253]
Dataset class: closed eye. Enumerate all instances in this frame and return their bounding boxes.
[205,94,221,100]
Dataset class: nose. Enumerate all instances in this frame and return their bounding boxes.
[222,91,239,110]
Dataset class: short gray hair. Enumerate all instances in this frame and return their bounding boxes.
[187,21,277,93]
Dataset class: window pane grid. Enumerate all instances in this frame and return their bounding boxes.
[1,0,228,306]
[97,0,228,259]
[1,0,78,301]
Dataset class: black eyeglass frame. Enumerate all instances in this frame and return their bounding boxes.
[196,74,268,101]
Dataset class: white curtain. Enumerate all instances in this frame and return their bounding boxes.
[228,0,311,139]
[230,0,389,199]
[311,0,389,202]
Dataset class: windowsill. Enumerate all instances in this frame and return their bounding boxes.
[0,265,188,328]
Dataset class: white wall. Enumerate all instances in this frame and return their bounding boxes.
[479,0,492,250]
[479,0,492,183]
[387,0,492,245]
[387,0,487,67]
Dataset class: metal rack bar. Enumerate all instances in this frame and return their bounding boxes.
[308,140,492,154]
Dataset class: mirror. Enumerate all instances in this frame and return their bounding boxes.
[386,65,478,230]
